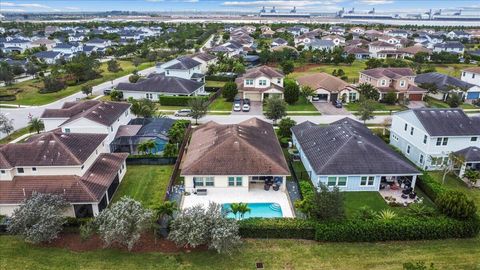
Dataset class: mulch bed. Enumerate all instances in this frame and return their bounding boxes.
[41,232,208,253]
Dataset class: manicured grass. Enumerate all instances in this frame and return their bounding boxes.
[205,80,226,88]
[0,126,30,144]
[345,102,406,112]
[289,61,367,83]
[343,192,389,218]
[2,236,480,269]
[157,105,186,111]
[111,165,173,209]
[286,96,318,112]
[0,61,153,106]
[425,98,477,109]
[208,97,232,111]
[429,171,480,215]
[435,63,479,78]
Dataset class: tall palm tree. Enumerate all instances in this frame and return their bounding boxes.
[229,203,240,219]
[230,203,251,220]
[28,117,44,134]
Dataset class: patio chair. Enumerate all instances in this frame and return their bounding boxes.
[273,184,280,191]
[264,184,271,191]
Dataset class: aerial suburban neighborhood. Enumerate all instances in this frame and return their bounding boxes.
[0,1,480,269]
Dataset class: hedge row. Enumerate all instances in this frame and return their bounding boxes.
[0,95,16,101]
[205,75,235,82]
[205,86,221,92]
[315,216,480,242]
[159,96,207,106]
[416,172,448,202]
[239,218,316,239]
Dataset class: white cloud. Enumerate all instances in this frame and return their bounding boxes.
[358,0,394,5]
[223,0,342,7]
[0,8,26,12]
[64,6,80,10]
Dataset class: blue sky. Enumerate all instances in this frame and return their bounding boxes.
[0,0,479,13]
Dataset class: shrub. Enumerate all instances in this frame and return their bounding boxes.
[376,209,397,220]
[416,173,448,201]
[382,92,397,105]
[283,78,300,105]
[278,117,296,138]
[315,216,480,242]
[42,76,65,93]
[446,93,462,108]
[239,218,316,239]
[355,206,376,221]
[310,184,345,221]
[279,137,290,148]
[436,191,477,220]
[407,203,437,218]
[222,81,238,102]
[129,74,140,83]
[159,96,207,106]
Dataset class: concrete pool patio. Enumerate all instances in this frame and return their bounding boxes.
[180,187,295,218]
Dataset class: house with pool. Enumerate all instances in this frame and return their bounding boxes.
[180,118,294,218]
[291,118,421,194]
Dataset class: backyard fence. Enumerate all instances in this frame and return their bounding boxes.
[163,123,192,202]
[126,156,176,165]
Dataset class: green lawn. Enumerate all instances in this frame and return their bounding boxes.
[205,80,227,88]
[2,236,480,270]
[429,171,480,215]
[343,192,390,218]
[345,102,406,112]
[208,97,232,111]
[435,63,479,78]
[286,96,319,112]
[0,126,31,144]
[426,98,478,110]
[289,61,367,83]
[0,61,153,106]
[111,165,173,209]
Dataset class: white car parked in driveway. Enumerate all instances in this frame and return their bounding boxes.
[242,103,250,112]
[233,103,242,112]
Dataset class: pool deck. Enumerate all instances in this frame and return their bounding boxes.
[181,187,295,218]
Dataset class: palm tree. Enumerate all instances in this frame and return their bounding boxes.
[230,202,251,220]
[154,201,177,220]
[137,139,157,155]
[28,117,44,134]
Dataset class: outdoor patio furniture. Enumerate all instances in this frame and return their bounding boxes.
[196,189,207,195]
[264,184,271,191]
[409,192,417,199]
[273,184,280,191]
[401,194,409,199]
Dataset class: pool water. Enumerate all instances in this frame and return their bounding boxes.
[222,203,283,218]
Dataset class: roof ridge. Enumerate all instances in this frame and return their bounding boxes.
[48,133,83,165]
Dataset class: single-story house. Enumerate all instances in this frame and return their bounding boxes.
[296,72,359,103]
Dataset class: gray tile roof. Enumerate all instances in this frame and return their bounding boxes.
[292,118,420,176]
[164,57,201,70]
[415,72,475,92]
[34,51,61,59]
[117,73,203,95]
[455,147,480,162]
[411,108,480,136]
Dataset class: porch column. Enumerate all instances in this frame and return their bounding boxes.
[92,204,100,217]
[411,175,417,189]
[281,176,286,192]
[459,163,466,178]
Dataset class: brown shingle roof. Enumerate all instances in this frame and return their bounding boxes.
[361,68,415,79]
[0,153,128,204]
[297,73,353,93]
[463,67,480,74]
[181,118,290,176]
[0,131,106,169]
[242,66,284,79]
[399,45,432,55]
[41,101,131,127]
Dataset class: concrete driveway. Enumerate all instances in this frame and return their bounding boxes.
[407,101,426,109]
[313,102,350,115]
[231,101,263,115]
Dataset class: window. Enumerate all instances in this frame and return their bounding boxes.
[436,138,442,146]
[348,92,357,101]
[337,177,347,187]
[228,177,235,186]
[423,135,427,144]
[17,168,24,173]
[32,167,37,172]
[327,177,337,186]
[392,134,399,141]
[404,123,408,131]
[0,170,5,174]
[194,176,214,187]
[65,128,71,133]
[193,177,204,187]
[205,177,214,187]
[400,80,406,87]
[236,176,242,186]
[259,80,267,86]
[381,79,386,86]
[473,74,476,79]
[442,137,448,146]
[360,176,375,186]
[419,154,424,164]
[471,137,478,142]
[110,126,113,132]
[277,78,281,84]
[410,127,414,135]
[462,72,466,77]
[245,79,253,86]
[81,165,84,170]
[406,145,411,155]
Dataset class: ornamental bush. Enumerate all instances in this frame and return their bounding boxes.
[239,218,316,239]
[436,191,477,220]
[416,173,448,201]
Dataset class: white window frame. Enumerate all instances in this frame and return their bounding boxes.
[360,176,375,186]
[406,145,411,155]
[327,176,347,187]
[400,80,406,87]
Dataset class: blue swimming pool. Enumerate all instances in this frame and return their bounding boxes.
[222,203,283,218]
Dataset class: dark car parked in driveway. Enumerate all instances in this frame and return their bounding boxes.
[332,100,343,108]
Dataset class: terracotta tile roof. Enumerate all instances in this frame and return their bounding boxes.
[0,131,106,169]
[0,153,128,204]
[181,118,290,176]
[41,101,131,127]
[297,73,353,93]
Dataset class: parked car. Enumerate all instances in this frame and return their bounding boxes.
[242,103,250,112]
[174,109,192,117]
[312,96,320,102]
[233,103,242,112]
[234,97,242,104]
[332,100,343,108]
[103,89,112,95]
[243,98,251,105]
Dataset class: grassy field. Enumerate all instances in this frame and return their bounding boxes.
[289,61,367,83]
[345,102,406,112]
[0,61,153,106]
[435,63,479,78]
[429,171,480,215]
[208,97,232,111]
[205,80,227,88]
[425,98,478,110]
[286,96,319,112]
[2,235,480,270]
[111,165,173,209]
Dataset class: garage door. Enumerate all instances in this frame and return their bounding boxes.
[244,92,262,101]
[409,94,423,101]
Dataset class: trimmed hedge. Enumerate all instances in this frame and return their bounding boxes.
[416,172,448,202]
[315,216,480,242]
[239,218,316,239]
[159,96,207,106]
[0,94,16,101]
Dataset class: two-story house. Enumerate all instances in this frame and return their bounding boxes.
[191,52,218,74]
[461,67,480,101]
[84,38,112,50]
[0,130,128,218]
[156,56,204,82]
[40,100,132,145]
[359,68,427,101]
[390,108,480,171]
[368,41,397,58]
[2,39,32,53]
[52,43,83,56]
[235,66,284,101]
[433,41,465,54]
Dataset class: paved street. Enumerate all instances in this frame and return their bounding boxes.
[0,66,156,138]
